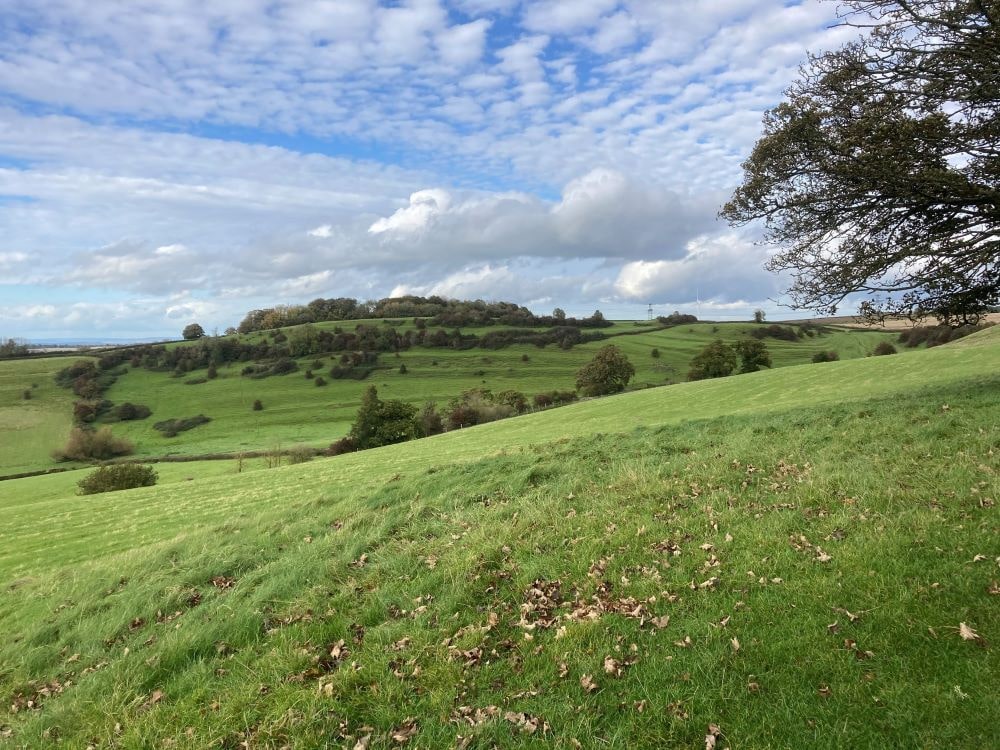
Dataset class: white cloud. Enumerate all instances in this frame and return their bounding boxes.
[368,188,452,234]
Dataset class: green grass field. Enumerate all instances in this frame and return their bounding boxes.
[0,327,996,747]
[0,320,898,476]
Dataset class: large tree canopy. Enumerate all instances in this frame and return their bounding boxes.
[722,0,999,323]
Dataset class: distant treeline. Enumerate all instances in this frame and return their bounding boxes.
[236,295,613,333]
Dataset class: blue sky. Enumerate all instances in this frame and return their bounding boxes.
[0,0,857,338]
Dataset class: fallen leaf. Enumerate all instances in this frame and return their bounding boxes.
[580,674,598,693]
[818,684,832,698]
[603,656,621,677]
[730,637,740,653]
[353,735,371,750]
[673,635,692,648]
[705,723,722,750]
[653,615,671,629]
[959,622,986,646]
[390,718,418,744]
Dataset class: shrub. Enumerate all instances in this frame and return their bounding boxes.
[446,390,515,429]
[314,377,327,387]
[206,363,218,379]
[873,341,897,356]
[55,427,134,462]
[812,350,840,363]
[688,340,737,381]
[22,389,31,400]
[521,354,530,362]
[494,390,528,413]
[750,324,799,342]
[110,402,152,422]
[657,312,698,326]
[78,464,158,495]
[153,415,211,437]
[287,444,316,464]
[253,400,263,411]
[305,370,314,379]
[650,348,660,359]
[533,393,553,408]
[327,436,357,455]
[349,386,418,449]
[184,377,208,385]
[417,402,444,437]
[399,363,408,374]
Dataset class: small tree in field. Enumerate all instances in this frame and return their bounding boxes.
[734,339,772,373]
[688,340,738,381]
[349,386,417,449]
[182,323,206,340]
[78,464,157,495]
[575,345,635,396]
[753,309,766,323]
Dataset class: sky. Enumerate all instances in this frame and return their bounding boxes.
[0,0,860,339]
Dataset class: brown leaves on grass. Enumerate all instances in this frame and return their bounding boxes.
[390,718,418,744]
[450,706,550,735]
[139,689,164,712]
[843,639,874,660]
[518,579,562,631]
[579,674,598,693]
[8,680,65,714]
[705,723,723,750]
[349,553,369,569]
[959,622,987,646]
[211,575,235,590]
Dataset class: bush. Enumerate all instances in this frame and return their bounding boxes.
[314,377,327,387]
[287,444,316,464]
[873,341,898,356]
[54,427,134,462]
[78,463,158,495]
[417,402,444,437]
[153,415,211,437]
[253,400,263,411]
[750,324,799,342]
[533,393,553,408]
[812,350,840,363]
[109,402,152,422]
[206,363,218,379]
[350,386,418,449]
[22,389,31,400]
[688,340,737,381]
[184,377,208,385]
[399,363,408,374]
[327,436,357,455]
[521,354,530,362]
[657,312,698,326]
[650,348,660,359]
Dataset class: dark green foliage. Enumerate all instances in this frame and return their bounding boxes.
[812,350,840,363]
[182,323,205,340]
[446,389,516,429]
[721,0,999,322]
[650,348,660,359]
[416,402,444,437]
[241,358,298,379]
[314,377,327,387]
[657,312,698,326]
[349,386,417,449]
[206,363,218,379]
[108,402,151,422]
[398,363,408,374]
[77,464,158,495]
[873,341,898,356]
[688,340,738,381]
[154,415,211,437]
[575,345,635,396]
[750,324,798,342]
[494,390,528,413]
[0,338,29,358]
[184,377,208,385]
[734,339,773,373]
[253,400,263,411]
[22,389,31,400]
[54,427,134,461]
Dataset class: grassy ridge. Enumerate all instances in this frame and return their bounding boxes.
[0,332,996,747]
[1,330,994,579]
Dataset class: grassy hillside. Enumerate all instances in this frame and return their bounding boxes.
[0,321,895,471]
[1,330,996,747]
[0,356,87,476]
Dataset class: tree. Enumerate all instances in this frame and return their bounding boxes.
[182,323,206,340]
[552,307,566,321]
[753,309,766,324]
[688,340,737,381]
[350,386,417,449]
[734,339,772,373]
[721,1,999,324]
[576,345,635,396]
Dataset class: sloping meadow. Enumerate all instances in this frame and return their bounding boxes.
[1,364,997,746]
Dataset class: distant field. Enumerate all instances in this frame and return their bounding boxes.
[0,355,88,476]
[0,320,898,475]
[0,327,996,748]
